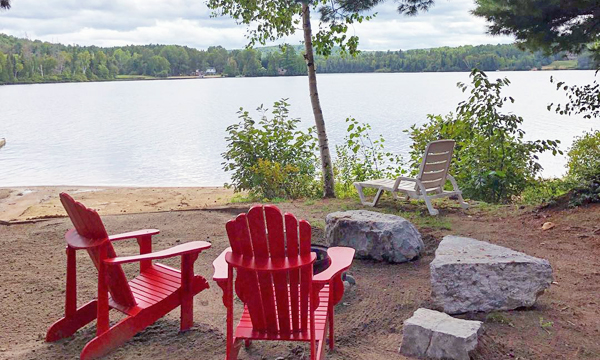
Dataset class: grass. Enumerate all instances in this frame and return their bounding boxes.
[398,210,453,230]
[229,193,255,203]
[541,60,578,70]
[486,312,514,327]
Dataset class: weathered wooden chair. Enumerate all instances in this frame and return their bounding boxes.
[354,139,468,215]
[213,205,355,360]
[46,193,212,359]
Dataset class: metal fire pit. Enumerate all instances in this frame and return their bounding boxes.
[311,244,330,275]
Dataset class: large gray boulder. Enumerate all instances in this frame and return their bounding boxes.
[400,308,482,360]
[431,236,553,314]
[325,210,423,263]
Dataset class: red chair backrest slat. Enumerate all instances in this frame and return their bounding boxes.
[60,193,136,308]
[225,205,313,334]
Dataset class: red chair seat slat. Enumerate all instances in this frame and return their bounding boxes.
[235,284,330,341]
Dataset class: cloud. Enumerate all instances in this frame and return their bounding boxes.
[0,0,513,50]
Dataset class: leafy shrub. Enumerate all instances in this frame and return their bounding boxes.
[563,130,600,207]
[222,99,319,199]
[406,69,562,203]
[566,130,600,181]
[519,178,573,205]
[569,174,600,207]
[334,117,405,198]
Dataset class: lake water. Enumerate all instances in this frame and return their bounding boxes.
[0,71,598,187]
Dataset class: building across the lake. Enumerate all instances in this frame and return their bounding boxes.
[205,68,216,75]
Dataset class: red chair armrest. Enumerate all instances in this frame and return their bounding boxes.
[225,252,316,272]
[313,247,355,283]
[104,241,211,265]
[108,229,160,241]
[213,248,231,282]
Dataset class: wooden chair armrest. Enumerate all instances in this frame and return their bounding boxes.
[104,241,211,265]
[313,247,355,283]
[225,252,316,272]
[213,248,231,282]
[108,229,160,241]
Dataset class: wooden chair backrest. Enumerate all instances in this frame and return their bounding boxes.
[225,205,313,335]
[416,140,455,193]
[60,193,136,307]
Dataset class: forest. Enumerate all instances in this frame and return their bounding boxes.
[0,33,593,85]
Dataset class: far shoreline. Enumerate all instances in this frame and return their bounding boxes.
[0,67,588,87]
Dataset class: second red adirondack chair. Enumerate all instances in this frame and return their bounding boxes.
[46,193,212,360]
[213,205,355,360]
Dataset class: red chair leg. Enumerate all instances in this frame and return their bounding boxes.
[46,300,98,342]
[328,302,334,350]
[80,306,167,360]
[244,339,251,348]
[180,253,198,331]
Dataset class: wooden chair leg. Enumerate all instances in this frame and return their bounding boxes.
[180,253,198,331]
[46,300,98,342]
[80,308,164,360]
[328,302,334,350]
[226,265,244,360]
[96,244,110,336]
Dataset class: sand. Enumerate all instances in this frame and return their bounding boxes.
[0,186,236,223]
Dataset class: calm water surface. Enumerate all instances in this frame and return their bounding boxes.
[0,71,597,186]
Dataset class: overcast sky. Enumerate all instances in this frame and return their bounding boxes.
[0,0,513,51]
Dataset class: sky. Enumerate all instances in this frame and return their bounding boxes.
[0,0,514,51]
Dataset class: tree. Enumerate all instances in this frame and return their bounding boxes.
[472,0,600,119]
[206,0,432,197]
[146,55,170,77]
[0,0,10,10]
[473,0,600,58]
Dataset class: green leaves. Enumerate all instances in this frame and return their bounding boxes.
[407,69,562,203]
[548,73,600,119]
[334,117,406,197]
[222,99,320,199]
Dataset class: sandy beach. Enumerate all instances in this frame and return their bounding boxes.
[0,186,236,223]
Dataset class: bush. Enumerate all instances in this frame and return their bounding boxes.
[562,130,600,207]
[222,99,320,199]
[567,130,600,181]
[519,178,573,205]
[334,117,405,197]
[406,69,562,203]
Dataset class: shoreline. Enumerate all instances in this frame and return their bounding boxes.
[0,186,237,223]
[0,68,586,87]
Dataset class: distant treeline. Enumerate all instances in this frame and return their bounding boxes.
[0,33,594,85]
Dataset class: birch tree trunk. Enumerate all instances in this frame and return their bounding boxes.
[302,3,336,198]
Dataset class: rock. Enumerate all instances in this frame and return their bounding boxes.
[325,210,423,263]
[343,274,356,285]
[430,236,553,314]
[542,222,555,230]
[399,308,482,360]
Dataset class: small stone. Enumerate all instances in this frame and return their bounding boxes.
[399,308,482,360]
[542,222,555,230]
[325,210,423,263]
[344,274,356,285]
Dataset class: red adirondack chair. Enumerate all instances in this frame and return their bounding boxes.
[46,193,212,360]
[213,205,355,360]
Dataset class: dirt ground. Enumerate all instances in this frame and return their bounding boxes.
[1,192,599,360]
